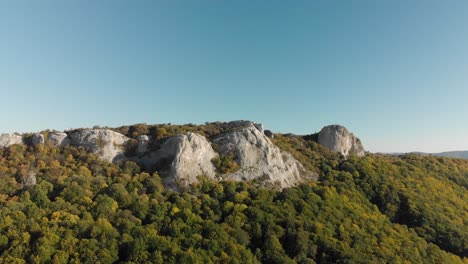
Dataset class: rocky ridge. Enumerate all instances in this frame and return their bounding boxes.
[134,121,312,189]
[0,122,365,189]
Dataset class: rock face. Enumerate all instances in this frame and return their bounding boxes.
[136,135,150,154]
[318,125,365,157]
[213,122,310,188]
[152,133,217,189]
[137,121,313,189]
[32,133,45,146]
[69,129,130,162]
[0,134,23,148]
[48,132,70,147]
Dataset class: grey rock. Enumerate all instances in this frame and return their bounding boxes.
[0,134,23,148]
[23,170,37,187]
[31,133,45,146]
[318,125,365,157]
[70,129,130,162]
[48,132,70,147]
[254,123,264,133]
[137,135,150,154]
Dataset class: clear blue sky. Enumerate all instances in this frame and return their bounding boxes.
[1,0,468,153]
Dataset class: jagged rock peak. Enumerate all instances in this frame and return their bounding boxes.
[0,133,23,148]
[318,125,365,157]
[69,129,130,162]
[213,122,314,188]
[152,132,218,189]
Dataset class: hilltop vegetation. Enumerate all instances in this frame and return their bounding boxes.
[0,123,466,263]
[273,134,468,258]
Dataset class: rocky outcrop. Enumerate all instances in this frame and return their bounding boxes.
[136,121,314,189]
[1,129,130,162]
[32,133,45,146]
[69,129,130,162]
[23,171,37,187]
[48,132,70,147]
[150,133,218,189]
[318,125,365,157]
[0,134,23,148]
[136,135,150,154]
[213,122,311,188]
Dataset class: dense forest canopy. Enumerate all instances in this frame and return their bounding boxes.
[0,123,466,263]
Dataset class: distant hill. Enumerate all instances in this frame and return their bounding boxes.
[433,151,468,159]
[389,151,468,160]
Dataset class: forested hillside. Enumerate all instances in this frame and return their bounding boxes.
[0,125,466,263]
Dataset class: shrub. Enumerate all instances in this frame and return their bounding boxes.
[212,153,239,174]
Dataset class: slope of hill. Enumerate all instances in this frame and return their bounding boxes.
[0,121,466,263]
[389,151,468,160]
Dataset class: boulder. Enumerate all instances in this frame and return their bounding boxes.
[213,122,311,188]
[69,129,130,162]
[318,125,365,157]
[48,132,70,147]
[0,134,23,148]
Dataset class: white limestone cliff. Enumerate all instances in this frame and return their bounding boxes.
[0,134,23,148]
[0,121,323,190]
[213,122,311,188]
[151,132,218,189]
[69,129,130,162]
